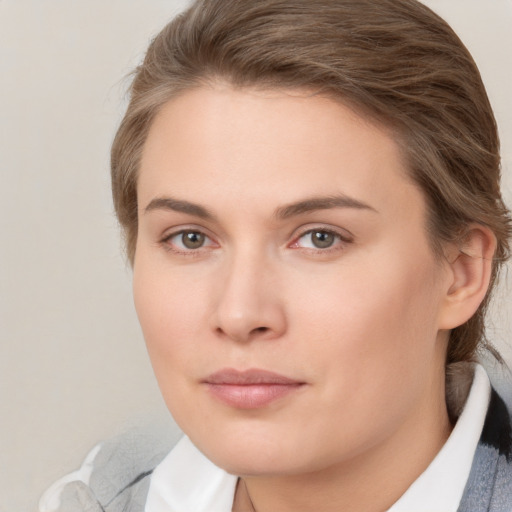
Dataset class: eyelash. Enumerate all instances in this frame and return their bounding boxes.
[160,229,218,256]
[289,227,353,253]
[159,226,353,256]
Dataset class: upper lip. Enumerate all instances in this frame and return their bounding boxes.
[203,368,303,385]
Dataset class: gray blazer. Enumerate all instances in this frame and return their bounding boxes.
[48,389,512,512]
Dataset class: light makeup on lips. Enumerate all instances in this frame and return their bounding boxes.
[203,368,306,409]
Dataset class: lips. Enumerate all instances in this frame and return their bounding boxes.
[203,368,305,409]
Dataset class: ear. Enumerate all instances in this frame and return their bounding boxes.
[438,225,497,330]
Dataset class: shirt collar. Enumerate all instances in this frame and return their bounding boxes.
[146,435,237,512]
[146,364,490,512]
[388,363,490,512]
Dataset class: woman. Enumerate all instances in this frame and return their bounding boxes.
[40,0,512,510]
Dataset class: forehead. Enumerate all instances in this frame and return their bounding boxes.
[138,86,423,222]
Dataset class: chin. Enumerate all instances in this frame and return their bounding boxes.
[210,451,304,477]
[192,429,326,477]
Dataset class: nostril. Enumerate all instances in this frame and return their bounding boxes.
[252,326,269,334]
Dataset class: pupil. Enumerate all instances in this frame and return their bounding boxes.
[183,231,205,249]
[312,231,334,248]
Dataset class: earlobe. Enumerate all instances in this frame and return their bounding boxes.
[439,225,497,330]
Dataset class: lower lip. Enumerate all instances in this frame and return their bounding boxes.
[205,383,303,409]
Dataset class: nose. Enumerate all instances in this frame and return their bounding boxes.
[211,252,287,343]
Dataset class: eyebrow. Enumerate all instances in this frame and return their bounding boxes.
[144,197,215,220]
[274,194,377,219]
[143,193,377,220]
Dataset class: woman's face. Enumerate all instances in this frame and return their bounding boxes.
[134,86,452,476]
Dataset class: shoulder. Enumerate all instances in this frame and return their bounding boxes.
[39,418,183,512]
[458,387,512,512]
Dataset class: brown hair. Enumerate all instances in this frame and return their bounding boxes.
[111,0,511,363]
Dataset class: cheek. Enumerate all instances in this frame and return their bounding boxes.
[132,262,214,434]
[288,251,443,390]
[277,257,444,452]
[133,256,208,376]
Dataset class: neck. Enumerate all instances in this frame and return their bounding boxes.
[235,375,452,512]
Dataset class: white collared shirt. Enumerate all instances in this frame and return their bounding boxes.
[145,364,491,512]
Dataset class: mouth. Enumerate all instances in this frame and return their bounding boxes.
[202,368,305,409]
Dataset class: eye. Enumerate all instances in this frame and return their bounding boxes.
[162,229,216,252]
[291,228,351,250]
[303,230,337,249]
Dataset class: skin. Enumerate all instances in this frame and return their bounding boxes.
[134,85,470,512]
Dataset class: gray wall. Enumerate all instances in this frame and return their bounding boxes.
[1,1,511,511]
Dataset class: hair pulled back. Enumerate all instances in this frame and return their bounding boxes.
[111,0,511,363]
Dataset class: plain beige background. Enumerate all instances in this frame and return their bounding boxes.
[1,1,511,511]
